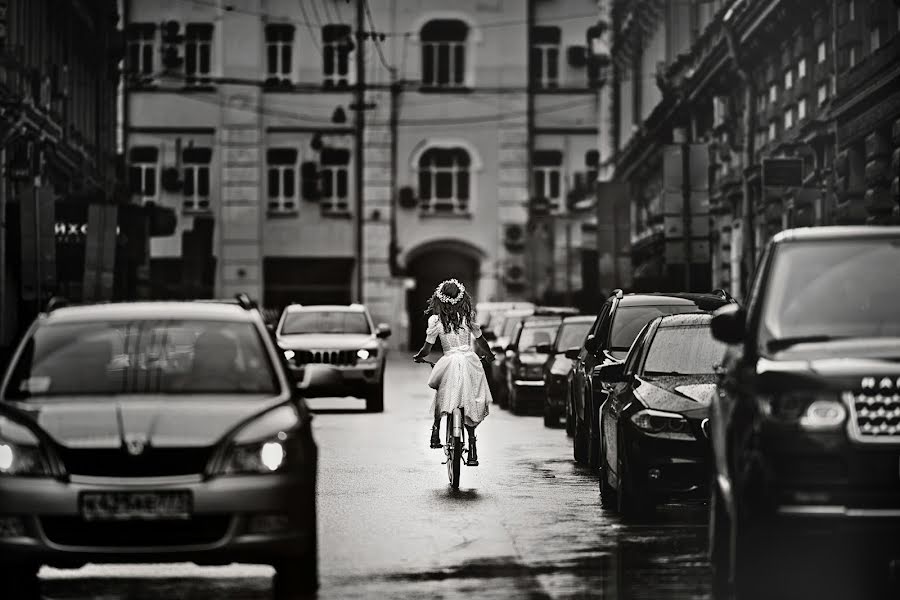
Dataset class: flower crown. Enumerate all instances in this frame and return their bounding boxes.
[434,279,466,305]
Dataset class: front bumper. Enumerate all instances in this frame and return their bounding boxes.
[0,470,315,567]
[288,360,382,396]
[545,376,568,409]
[624,426,709,499]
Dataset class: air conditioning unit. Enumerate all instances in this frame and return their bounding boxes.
[161,167,182,192]
[567,46,587,68]
[503,264,526,289]
[162,46,183,70]
[398,186,417,209]
[503,224,525,251]
[161,20,182,43]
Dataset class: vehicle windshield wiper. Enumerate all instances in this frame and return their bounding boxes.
[766,335,843,352]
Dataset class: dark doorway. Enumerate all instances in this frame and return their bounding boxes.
[263,257,354,311]
[406,247,479,349]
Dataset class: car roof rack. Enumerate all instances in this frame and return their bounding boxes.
[45,296,71,313]
[712,289,737,303]
[612,288,624,299]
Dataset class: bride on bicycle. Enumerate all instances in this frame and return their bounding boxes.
[413,279,494,466]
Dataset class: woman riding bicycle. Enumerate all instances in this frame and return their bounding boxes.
[413,279,494,466]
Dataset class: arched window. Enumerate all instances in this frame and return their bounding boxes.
[420,19,468,88]
[418,147,471,214]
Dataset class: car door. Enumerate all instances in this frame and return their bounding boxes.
[575,304,610,426]
[505,321,525,394]
[604,322,653,486]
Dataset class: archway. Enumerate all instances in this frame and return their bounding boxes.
[405,241,482,349]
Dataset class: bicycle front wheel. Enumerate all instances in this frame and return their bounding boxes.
[449,436,462,489]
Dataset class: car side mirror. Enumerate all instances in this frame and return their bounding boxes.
[583,334,598,353]
[376,323,392,339]
[592,362,625,386]
[711,304,746,345]
[564,347,581,360]
[534,343,554,354]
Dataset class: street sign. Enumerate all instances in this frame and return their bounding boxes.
[763,158,803,187]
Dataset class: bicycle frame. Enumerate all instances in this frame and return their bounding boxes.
[418,358,466,489]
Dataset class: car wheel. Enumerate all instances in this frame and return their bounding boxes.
[5,563,40,600]
[273,560,318,599]
[599,434,616,509]
[565,393,575,437]
[573,415,588,463]
[587,393,601,471]
[543,403,556,428]
[365,379,384,413]
[616,432,654,519]
[509,387,521,415]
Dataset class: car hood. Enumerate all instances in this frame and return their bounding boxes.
[634,374,716,417]
[4,395,288,449]
[277,333,375,349]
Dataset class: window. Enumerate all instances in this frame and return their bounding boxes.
[125,23,155,82]
[768,120,777,142]
[417,146,471,214]
[798,97,808,120]
[267,148,298,212]
[319,147,350,214]
[769,83,778,104]
[817,40,827,63]
[322,25,353,87]
[757,92,768,112]
[531,26,560,89]
[784,69,793,90]
[849,0,855,21]
[797,57,807,79]
[182,147,212,212]
[784,106,794,130]
[533,150,563,210]
[869,26,881,52]
[817,81,829,105]
[266,24,295,80]
[128,146,158,199]
[421,20,468,88]
[184,24,213,83]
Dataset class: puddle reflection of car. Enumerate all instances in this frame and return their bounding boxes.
[0,298,319,599]
[274,304,391,412]
[596,313,726,517]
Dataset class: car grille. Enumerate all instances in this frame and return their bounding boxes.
[845,383,900,442]
[58,447,213,477]
[40,516,231,547]
[293,349,357,366]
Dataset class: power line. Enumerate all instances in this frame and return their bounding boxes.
[297,1,323,56]
[363,0,394,73]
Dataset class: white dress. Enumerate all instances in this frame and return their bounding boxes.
[425,315,492,427]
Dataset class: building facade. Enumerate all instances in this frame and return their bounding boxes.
[124,0,604,347]
[0,0,125,362]
[609,0,900,300]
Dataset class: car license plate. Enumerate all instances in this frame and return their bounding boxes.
[80,491,192,521]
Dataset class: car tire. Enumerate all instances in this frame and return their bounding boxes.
[5,563,40,600]
[616,432,654,519]
[565,392,575,437]
[365,379,384,413]
[509,387,521,415]
[273,560,318,599]
[573,417,588,463]
[710,478,734,600]
[543,404,556,428]
[587,393,601,471]
[599,435,616,509]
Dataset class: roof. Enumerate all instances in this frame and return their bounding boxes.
[562,315,595,324]
[522,317,562,329]
[43,301,256,323]
[284,304,366,313]
[772,226,900,243]
[618,293,729,307]
[656,313,714,328]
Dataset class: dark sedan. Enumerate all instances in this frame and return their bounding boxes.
[595,313,726,517]
[0,297,319,599]
[505,318,562,415]
[540,316,594,428]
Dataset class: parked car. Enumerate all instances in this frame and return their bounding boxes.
[475,302,534,340]
[0,296,321,599]
[505,317,563,415]
[596,313,726,516]
[540,315,595,428]
[275,304,391,412]
[488,308,535,405]
[572,289,734,470]
[708,226,900,598]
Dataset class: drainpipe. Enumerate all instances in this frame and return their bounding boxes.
[722,18,755,300]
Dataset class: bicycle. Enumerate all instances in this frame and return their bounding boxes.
[417,358,467,490]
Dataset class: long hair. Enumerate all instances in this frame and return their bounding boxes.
[424,280,476,334]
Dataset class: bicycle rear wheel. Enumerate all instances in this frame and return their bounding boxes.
[445,416,462,489]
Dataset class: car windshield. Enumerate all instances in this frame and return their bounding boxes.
[556,321,592,351]
[518,325,559,352]
[4,320,278,399]
[610,305,705,351]
[501,314,529,338]
[759,238,900,353]
[643,325,727,376]
[281,311,370,335]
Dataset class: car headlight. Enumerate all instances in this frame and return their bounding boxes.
[357,348,378,361]
[283,349,296,362]
[630,409,694,440]
[0,418,52,477]
[757,392,846,431]
[215,405,302,475]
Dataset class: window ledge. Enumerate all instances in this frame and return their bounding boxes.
[418,85,473,94]
[267,209,299,218]
[322,210,352,219]
[418,211,472,219]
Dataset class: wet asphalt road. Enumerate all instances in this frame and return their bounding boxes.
[39,356,711,599]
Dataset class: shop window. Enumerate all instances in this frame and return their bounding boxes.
[531,26,561,89]
[183,147,212,213]
[418,146,471,214]
[266,24,295,80]
[421,19,468,88]
[267,148,298,213]
[322,25,353,88]
[319,147,350,214]
[128,146,158,200]
[533,150,563,211]
[184,24,214,84]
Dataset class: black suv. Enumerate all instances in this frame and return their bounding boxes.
[708,226,900,598]
[572,290,733,470]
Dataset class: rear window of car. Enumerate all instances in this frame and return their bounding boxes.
[280,311,370,335]
[642,325,728,376]
[517,324,560,351]
[4,320,278,399]
[556,321,593,351]
[609,305,706,351]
